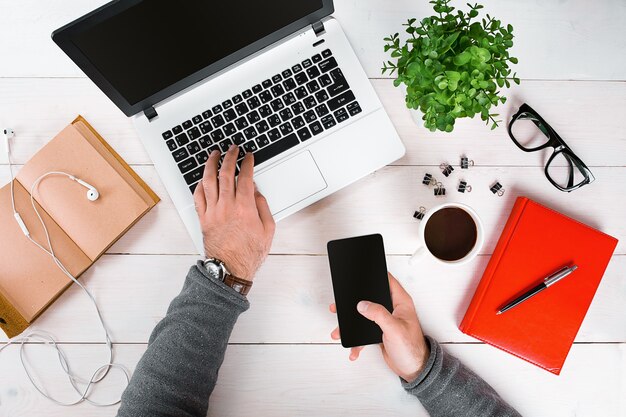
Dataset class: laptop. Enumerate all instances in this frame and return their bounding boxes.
[52,0,405,253]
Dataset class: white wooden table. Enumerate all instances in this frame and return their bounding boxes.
[1,1,625,416]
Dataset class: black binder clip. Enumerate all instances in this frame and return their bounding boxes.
[458,180,472,193]
[490,181,505,196]
[413,206,426,221]
[434,182,446,196]
[460,156,474,169]
[440,163,454,177]
[422,173,435,186]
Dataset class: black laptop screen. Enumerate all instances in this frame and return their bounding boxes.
[70,0,324,105]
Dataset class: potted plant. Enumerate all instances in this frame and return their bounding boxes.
[382,0,520,132]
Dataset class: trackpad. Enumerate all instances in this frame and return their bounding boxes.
[254,151,327,214]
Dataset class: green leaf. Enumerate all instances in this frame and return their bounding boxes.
[469,9,478,18]
[509,57,519,64]
[445,70,461,82]
[453,51,472,66]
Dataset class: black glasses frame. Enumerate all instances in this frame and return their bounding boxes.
[507,103,595,192]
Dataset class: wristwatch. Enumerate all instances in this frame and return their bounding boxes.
[202,258,253,297]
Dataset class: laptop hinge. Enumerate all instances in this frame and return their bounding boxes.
[144,106,158,122]
[312,21,325,36]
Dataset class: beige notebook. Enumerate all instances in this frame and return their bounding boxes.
[0,116,159,338]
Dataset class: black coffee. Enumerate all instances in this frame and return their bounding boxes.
[424,207,477,261]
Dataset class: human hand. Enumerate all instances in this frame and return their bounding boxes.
[329,273,430,382]
[194,146,275,281]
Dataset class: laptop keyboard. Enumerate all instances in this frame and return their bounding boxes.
[160,49,363,194]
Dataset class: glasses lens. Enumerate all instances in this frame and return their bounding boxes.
[510,112,552,149]
[546,151,589,190]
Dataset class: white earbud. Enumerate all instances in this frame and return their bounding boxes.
[3,127,14,154]
[74,178,100,201]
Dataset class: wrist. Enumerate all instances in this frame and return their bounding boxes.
[400,341,431,383]
[202,258,253,296]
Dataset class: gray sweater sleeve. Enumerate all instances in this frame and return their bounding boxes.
[403,336,521,417]
[116,262,249,417]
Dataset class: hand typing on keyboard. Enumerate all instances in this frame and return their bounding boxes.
[193,145,276,281]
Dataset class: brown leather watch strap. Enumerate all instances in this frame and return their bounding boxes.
[223,274,253,297]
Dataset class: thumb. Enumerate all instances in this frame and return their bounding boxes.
[357,301,395,332]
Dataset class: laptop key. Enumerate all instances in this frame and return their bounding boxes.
[232,94,243,104]
[196,150,209,164]
[328,90,356,111]
[270,99,284,112]
[315,104,329,117]
[235,102,249,116]
[210,129,225,142]
[292,63,303,73]
[319,74,332,88]
[282,92,297,106]
[262,79,272,89]
[272,74,282,84]
[238,147,246,159]
[303,96,317,109]
[223,109,237,122]
[302,59,312,69]
[259,91,272,104]
[315,90,329,103]
[188,127,201,140]
[295,72,308,86]
[172,125,183,135]
[306,80,320,94]
[294,86,308,100]
[279,122,293,136]
[322,49,332,58]
[187,141,201,155]
[189,182,199,194]
[283,78,296,91]
[175,133,190,147]
[166,139,177,151]
[347,101,362,116]
[232,132,246,145]
[211,114,225,127]
[184,166,205,185]
[327,79,349,97]
[291,102,305,115]
[199,121,213,134]
[243,141,258,153]
[253,133,299,166]
[279,108,294,122]
[247,96,261,109]
[178,157,198,174]
[267,115,281,127]
[219,138,233,152]
[223,123,236,136]
[310,121,324,136]
[319,57,338,73]
[292,116,305,130]
[312,54,322,63]
[252,84,262,94]
[271,84,285,98]
[212,104,223,114]
[192,115,203,125]
[172,148,189,162]
[234,117,249,130]
[258,105,272,118]
[303,110,317,123]
[202,110,213,119]
[267,128,281,142]
[243,126,258,140]
[247,110,261,124]
[256,120,270,134]
[306,66,321,79]
[256,134,270,148]
[335,108,350,123]
[297,127,312,141]
[199,135,212,148]
[282,69,293,78]
[162,130,173,140]
[321,115,337,129]
[182,120,193,130]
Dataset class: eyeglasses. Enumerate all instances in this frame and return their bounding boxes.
[507,103,595,192]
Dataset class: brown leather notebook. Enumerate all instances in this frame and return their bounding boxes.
[0,116,159,338]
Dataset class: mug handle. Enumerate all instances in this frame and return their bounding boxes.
[409,243,427,265]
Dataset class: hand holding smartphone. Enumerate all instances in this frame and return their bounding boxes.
[327,234,393,347]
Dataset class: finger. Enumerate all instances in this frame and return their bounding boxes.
[193,181,207,215]
[349,346,364,361]
[236,153,255,201]
[330,327,340,340]
[357,300,396,333]
[254,186,275,232]
[329,303,337,314]
[387,272,413,309]
[218,145,238,202]
[201,150,220,207]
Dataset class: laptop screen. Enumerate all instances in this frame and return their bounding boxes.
[66,0,324,107]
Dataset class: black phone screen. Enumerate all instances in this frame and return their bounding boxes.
[327,234,393,348]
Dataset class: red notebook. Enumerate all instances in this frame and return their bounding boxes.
[460,197,618,375]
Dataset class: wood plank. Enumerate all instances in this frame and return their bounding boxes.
[0,343,623,416]
[1,1,625,80]
[2,165,625,256]
[1,78,624,166]
[1,255,623,344]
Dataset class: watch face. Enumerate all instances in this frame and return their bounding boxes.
[205,261,223,281]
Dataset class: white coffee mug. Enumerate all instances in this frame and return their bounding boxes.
[409,202,484,266]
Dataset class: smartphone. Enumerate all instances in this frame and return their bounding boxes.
[327,234,393,348]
